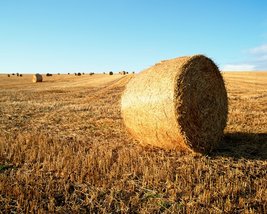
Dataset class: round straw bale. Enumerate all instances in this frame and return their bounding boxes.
[32,73,43,83]
[121,55,228,153]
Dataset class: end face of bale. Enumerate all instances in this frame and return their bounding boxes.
[174,55,228,153]
[121,55,228,154]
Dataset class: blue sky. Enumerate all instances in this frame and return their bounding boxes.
[0,0,267,73]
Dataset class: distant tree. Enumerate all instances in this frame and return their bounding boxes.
[109,71,113,75]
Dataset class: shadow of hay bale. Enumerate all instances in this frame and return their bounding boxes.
[212,132,267,160]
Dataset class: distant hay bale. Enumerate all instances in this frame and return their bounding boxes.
[12,73,15,76]
[109,71,113,75]
[46,73,52,77]
[121,55,228,153]
[7,74,10,77]
[77,72,81,76]
[68,73,70,75]
[89,72,94,75]
[122,71,126,75]
[32,73,43,83]
[19,74,23,77]
[16,73,19,77]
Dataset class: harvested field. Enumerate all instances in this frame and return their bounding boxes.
[0,72,267,213]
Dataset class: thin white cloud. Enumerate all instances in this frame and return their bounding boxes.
[222,43,267,71]
[254,54,267,62]
[248,44,267,70]
[248,44,267,55]
[222,64,256,71]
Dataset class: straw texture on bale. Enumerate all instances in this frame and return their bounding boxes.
[121,55,228,153]
[32,74,43,83]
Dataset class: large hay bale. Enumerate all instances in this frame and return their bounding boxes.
[32,73,43,83]
[121,55,228,153]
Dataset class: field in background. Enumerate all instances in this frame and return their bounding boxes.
[0,72,266,213]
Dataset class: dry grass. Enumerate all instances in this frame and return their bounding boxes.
[0,72,267,213]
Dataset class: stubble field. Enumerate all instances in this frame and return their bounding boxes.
[0,72,267,213]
